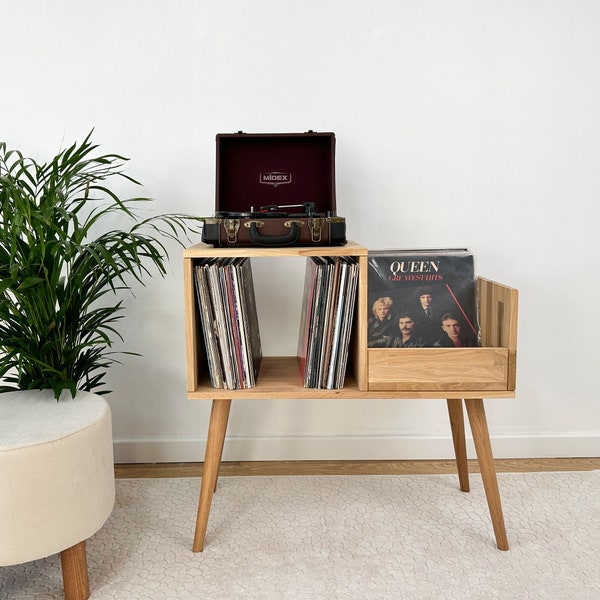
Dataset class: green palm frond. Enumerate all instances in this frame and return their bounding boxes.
[0,131,202,399]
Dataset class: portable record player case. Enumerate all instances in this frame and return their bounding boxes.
[201,131,347,247]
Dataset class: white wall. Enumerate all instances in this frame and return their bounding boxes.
[2,0,599,462]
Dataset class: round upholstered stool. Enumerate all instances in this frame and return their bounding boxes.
[0,390,115,600]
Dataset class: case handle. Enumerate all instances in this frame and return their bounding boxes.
[248,221,301,246]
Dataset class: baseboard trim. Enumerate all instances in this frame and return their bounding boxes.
[112,433,600,464]
[114,457,600,479]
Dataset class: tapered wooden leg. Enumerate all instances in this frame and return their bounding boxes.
[213,418,228,494]
[465,398,509,551]
[60,540,90,600]
[193,398,232,552]
[447,398,470,493]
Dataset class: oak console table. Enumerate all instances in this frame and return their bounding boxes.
[183,241,518,552]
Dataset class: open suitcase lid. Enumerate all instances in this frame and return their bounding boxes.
[215,131,336,216]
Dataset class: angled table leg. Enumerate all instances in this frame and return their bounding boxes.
[193,398,232,552]
[447,398,470,493]
[213,406,229,493]
[465,398,509,551]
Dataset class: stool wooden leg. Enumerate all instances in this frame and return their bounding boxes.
[465,398,509,551]
[60,540,89,600]
[193,398,231,552]
[447,398,470,493]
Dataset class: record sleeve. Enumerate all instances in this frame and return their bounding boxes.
[368,249,480,349]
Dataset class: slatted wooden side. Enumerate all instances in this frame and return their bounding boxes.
[477,277,519,391]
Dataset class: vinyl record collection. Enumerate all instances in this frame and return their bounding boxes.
[193,258,262,389]
[297,256,359,389]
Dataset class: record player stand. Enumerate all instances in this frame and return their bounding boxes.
[184,242,517,554]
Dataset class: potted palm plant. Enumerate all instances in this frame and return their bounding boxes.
[0,131,201,399]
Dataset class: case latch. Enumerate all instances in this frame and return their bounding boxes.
[308,218,325,243]
[223,218,240,244]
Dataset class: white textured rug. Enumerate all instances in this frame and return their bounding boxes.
[1,471,599,599]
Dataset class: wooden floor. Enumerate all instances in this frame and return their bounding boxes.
[115,457,600,479]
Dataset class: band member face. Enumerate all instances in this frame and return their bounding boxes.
[441,318,461,339]
[374,304,391,320]
[419,294,432,308]
[398,316,415,335]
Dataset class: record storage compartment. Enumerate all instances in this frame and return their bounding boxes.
[183,241,518,399]
[366,277,518,393]
[183,241,370,398]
